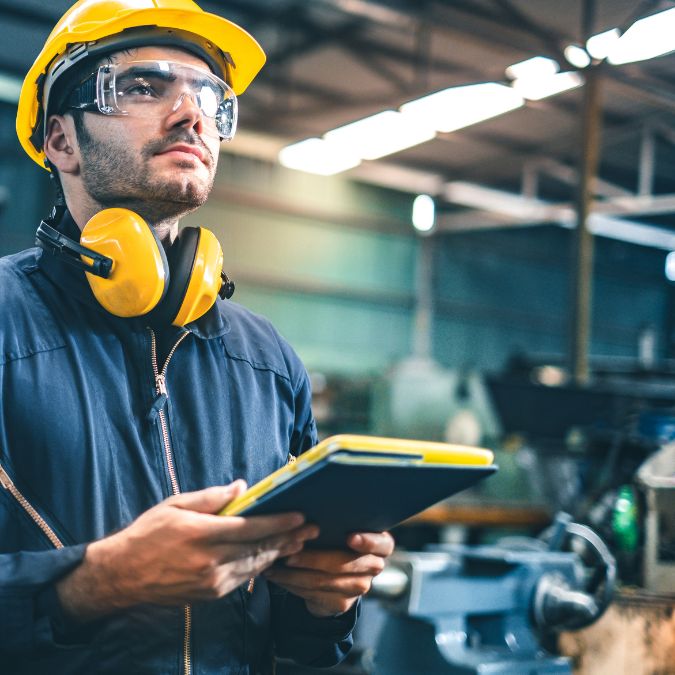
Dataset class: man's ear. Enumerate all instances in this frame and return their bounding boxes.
[44,114,81,175]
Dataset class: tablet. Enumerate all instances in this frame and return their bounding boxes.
[220,435,497,548]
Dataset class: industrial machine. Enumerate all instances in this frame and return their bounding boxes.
[368,513,616,674]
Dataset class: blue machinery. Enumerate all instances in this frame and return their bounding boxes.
[367,514,616,674]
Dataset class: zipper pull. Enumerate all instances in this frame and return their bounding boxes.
[148,374,168,422]
[0,465,13,489]
[156,373,168,397]
[147,394,168,422]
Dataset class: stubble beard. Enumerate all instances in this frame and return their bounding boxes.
[78,126,216,226]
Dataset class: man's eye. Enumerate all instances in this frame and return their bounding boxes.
[120,79,161,98]
[126,84,154,96]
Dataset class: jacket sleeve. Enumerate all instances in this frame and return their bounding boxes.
[0,544,89,654]
[270,587,359,667]
[288,368,319,459]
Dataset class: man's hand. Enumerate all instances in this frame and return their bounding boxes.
[56,481,319,620]
[262,531,395,617]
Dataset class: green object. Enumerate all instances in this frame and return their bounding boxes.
[612,485,639,551]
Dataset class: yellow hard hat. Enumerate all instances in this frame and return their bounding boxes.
[16,0,266,168]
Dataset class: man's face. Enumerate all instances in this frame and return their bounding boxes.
[73,46,222,225]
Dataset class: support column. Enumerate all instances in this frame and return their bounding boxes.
[570,65,603,385]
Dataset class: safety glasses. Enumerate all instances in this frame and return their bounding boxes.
[65,60,238,140]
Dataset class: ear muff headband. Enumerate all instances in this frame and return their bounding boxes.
[36,219,113,277]
[81,208,169,318]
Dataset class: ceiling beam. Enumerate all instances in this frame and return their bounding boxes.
[492,0,569,64]
[604,68,675,114]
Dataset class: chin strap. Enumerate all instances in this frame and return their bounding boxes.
[45,158,67,208]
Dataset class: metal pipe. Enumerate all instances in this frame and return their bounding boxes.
[570,65,603,385]
[412,235,434,359]
[638,125,656,196]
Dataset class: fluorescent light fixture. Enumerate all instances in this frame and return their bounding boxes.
[665,252,675,282]
[412,194,435,232]
[511,71,584,100]
[401,83,524,133]
[505,56,559,81]
[505,55,583,101]
[278,137,361,176]
[324,110,436,160]
[586,28,620,59]
[564,44,592,68]
[607,7,675,65]
[0,72,22,104]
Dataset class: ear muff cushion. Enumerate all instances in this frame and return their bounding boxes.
[81,208,170,317]
[161,226,201,326]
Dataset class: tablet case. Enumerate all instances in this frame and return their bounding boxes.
[221,435,497,548]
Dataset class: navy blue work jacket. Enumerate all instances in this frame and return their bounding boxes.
[0,216,355,674]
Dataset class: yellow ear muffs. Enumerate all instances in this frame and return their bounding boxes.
[160,226,224,327]
[80,208,169,317]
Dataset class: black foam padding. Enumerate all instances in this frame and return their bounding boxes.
[148,223,171,303]
[157,227,200,326]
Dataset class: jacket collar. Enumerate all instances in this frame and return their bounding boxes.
[37,210,230,340]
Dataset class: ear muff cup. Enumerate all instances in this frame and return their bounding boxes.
[156,226,224,327]
[75,209,223,326]
[81,208,169,317]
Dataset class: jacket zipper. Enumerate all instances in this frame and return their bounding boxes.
[0,463,64,549]
[149,328,192,675]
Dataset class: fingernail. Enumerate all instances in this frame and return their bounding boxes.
[229,479,246,492]
[290,513,305,526]
[351,534,363,547]
[286,555,300,566]
[304,526,320,540]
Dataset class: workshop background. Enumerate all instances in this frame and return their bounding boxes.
[1,1,674,673]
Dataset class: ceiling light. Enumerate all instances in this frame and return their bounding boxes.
[666,252,675,282]
[564,45,592,68]
[505,56,559,81]
[607,7,675,65]
[401,83,524,134]
[324,110,436,160]
[586,28,621,60]
[278,138,361,176]
[511,71,584,100]
[0,72,21,104]
[412,194,435,232]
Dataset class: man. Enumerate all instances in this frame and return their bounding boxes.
[0,1,393,673]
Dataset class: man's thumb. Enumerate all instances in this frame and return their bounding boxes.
[169,481,248,514]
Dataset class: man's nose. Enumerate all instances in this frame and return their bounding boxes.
[166,91,203,133]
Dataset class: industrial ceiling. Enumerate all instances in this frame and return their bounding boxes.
[1,0,674,242]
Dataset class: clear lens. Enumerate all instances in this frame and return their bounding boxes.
[96,60,237,140]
